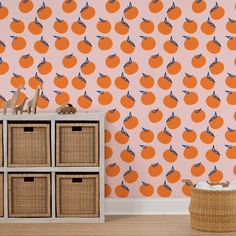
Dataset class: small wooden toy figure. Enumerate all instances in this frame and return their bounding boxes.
[3,85,25,115]
[0,95,6,108]
[56,103,77,114]
[15,96,28,114]
[27,85,43,114]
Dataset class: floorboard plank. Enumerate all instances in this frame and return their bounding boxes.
[0,216,235,236]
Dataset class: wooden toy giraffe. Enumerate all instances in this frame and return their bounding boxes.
[27,85,43,114]
[15,96,28,115]
[3,85,25,115]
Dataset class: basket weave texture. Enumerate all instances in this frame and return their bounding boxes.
[0,124,2,167]
[0,173,3,217]
[56,174,99,217]
[8,173,51,217]
[56,123,99,166]
[8,123,51,167]
[189,186,236,232]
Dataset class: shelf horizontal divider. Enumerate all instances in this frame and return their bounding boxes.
[0,217,104,223]
[5,167,100,172]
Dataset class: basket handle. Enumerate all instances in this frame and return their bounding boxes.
[24,177,34,182]
[24,127,34,132]
[207,181,230,187]
[182,179,194,186]
[72,126,82,132]
[72,178,83,183]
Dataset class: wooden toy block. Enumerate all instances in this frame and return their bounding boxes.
[56,103,77,114]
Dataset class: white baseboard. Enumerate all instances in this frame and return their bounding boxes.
[105,198,190,215]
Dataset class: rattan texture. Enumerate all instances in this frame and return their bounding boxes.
[56,123,99,167]
[56,174,99,218]
[189,186,236,232]
[0,173,3,217]
[8,173,51,217]
[0,124,2,167]
[8,123,50,167]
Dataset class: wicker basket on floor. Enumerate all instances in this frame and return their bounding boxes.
[56,174,99,217]
[0,124,2,167]
[183,179,236,232]
[8,173,51,217]
[0,173,3,217]
[8,123,51,167]
[56,123,99,166]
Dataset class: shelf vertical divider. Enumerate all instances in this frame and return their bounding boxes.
[51,119,56,219]
[99,115,105,222]
[3,120,8,219]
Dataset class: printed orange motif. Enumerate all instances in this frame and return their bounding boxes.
[34,36,49,54]
[205,146,220,162]
[37,2,52,19]
[139,182,154,197]
[62,0,77,14]
[163,145,178,163]
[11,73,25,88]
[123,166,138,183]
[208,166,223,182]
[10,36,26,50]
[71,17,86,35]
[0,0,235,198]
[0,41,6,54]
[149,0,163,14]
[28,17,43,35]
[140,145,155,160]
[29,72,43,89]
[106,0,120,14]
[53,18,68,34]
[0,57,9,75]
[19,0,33,13]
[0,2,8,20]
[183,18,197,34]
[201,73,215,90]
[157,181,172,197]
[148,162,163,177]
[183,145,198,159]
[10,18,25,33]
[72,73,87,90]
[115,181,129,198]
[77,91,92,109]
[166,166,181,183]
[120,145,135,163]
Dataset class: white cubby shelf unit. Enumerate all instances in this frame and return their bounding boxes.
[0,112,104,223]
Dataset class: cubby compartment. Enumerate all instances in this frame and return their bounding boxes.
[0,123,2,167]
[0,173,3,217]
[8,123,51,167]
[56,123,99,167]
[56,174,99,218]
[8,173,51,218]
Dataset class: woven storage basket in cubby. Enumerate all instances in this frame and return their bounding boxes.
[0,173,3,217]
[56,174,99,217]
[8,123,50,167]
[0,123,2,167]
[56,123,99,166]
[8,173,51,218]
[184,179,236,232]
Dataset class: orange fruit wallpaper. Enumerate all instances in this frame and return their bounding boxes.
[0,0,236,198]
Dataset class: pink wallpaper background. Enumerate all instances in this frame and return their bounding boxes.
[0,0,236,198]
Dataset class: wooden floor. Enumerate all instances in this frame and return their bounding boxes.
[0,216,235,236]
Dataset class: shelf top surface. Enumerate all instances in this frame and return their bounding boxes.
[0,112,104,121]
